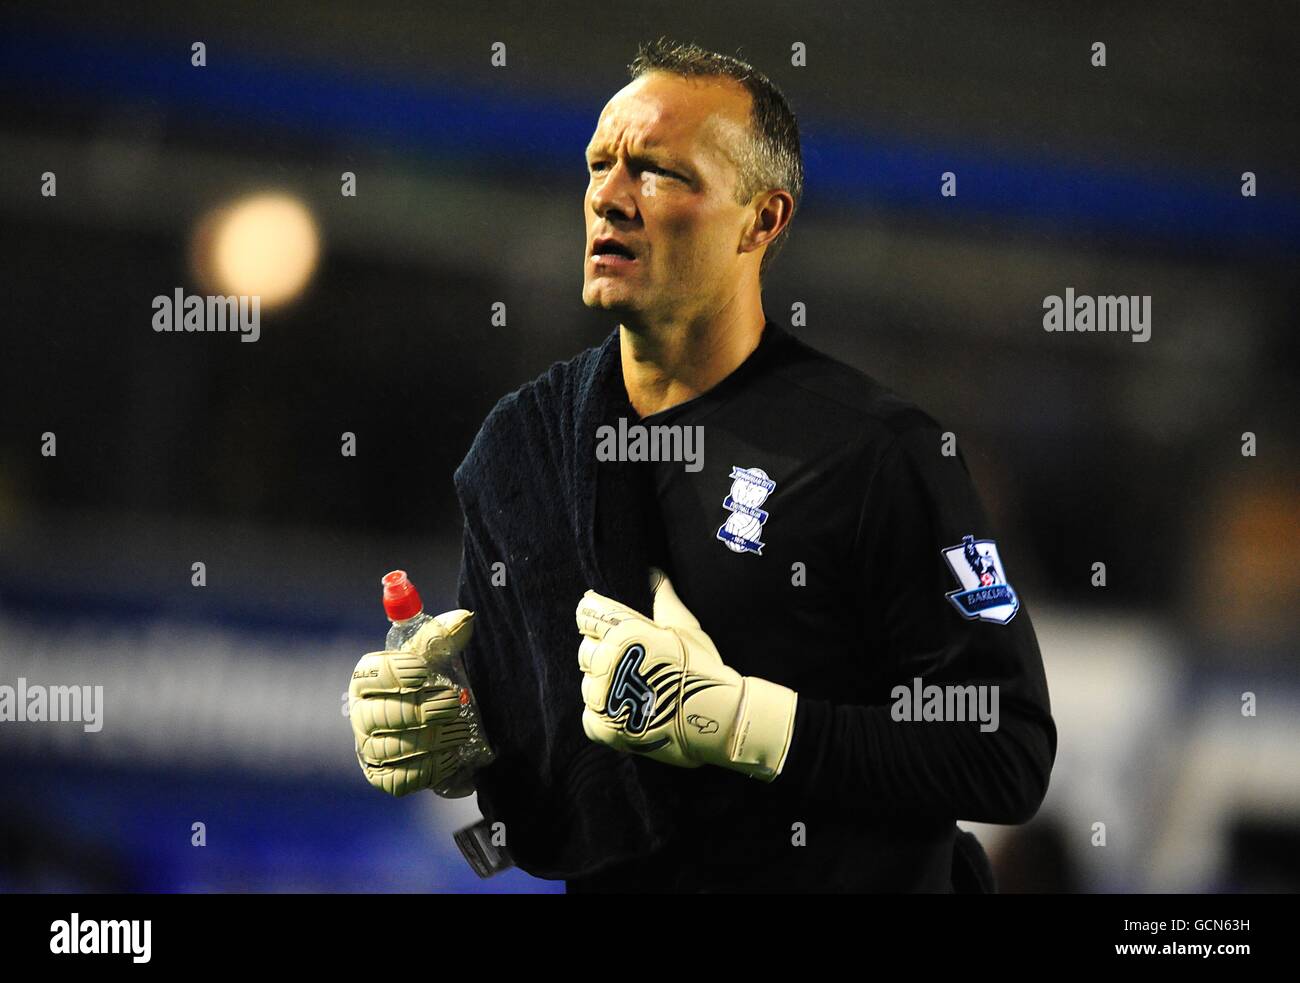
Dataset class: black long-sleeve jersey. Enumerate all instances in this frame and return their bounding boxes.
[565,321,1056,892]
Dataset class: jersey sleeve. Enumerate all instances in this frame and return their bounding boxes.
[778,420,1057,824]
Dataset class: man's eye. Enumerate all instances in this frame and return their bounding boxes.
[587,161,681,181]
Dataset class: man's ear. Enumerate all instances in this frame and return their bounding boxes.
[743,189,794,253]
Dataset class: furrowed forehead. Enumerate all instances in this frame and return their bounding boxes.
[586,85,676,154]
[585,73,753,179]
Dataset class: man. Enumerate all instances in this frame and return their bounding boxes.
[349,38,1056,892]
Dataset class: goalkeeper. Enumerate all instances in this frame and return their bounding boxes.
[348,39,1056,892]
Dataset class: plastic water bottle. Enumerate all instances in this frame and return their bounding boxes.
[381,570,494,794]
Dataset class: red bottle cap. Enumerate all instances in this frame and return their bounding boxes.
[381,570,423,622]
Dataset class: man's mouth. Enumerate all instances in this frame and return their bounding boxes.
[593,242,634,259]
[590,237,638,266]
[591,253,636,269]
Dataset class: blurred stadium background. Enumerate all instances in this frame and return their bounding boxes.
[0,2,1296,892]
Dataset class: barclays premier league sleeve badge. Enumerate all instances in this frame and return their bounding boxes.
[942,535,1019,624]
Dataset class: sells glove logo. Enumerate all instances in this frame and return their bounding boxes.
[942,535,1019,624]
[607,643,656,736]
[716,466,776,555]
[686,713,718,734]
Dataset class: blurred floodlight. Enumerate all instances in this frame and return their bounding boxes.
[192,192,320,307]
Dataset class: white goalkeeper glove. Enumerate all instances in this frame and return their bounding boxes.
[576,569,798,781]
[349,610,477,798]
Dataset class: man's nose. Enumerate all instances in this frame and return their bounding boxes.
[589,160,639,221]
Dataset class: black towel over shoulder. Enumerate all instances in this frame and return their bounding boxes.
[452,326,683,880]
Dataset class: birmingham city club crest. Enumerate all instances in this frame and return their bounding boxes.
[716,466,775,555]
[941,535,1019,624]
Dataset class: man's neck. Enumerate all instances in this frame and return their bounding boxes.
[619,309,767,419]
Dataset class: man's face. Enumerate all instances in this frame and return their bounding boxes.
[582,71,757,324]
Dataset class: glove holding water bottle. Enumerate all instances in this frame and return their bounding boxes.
[349,570,495,798]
